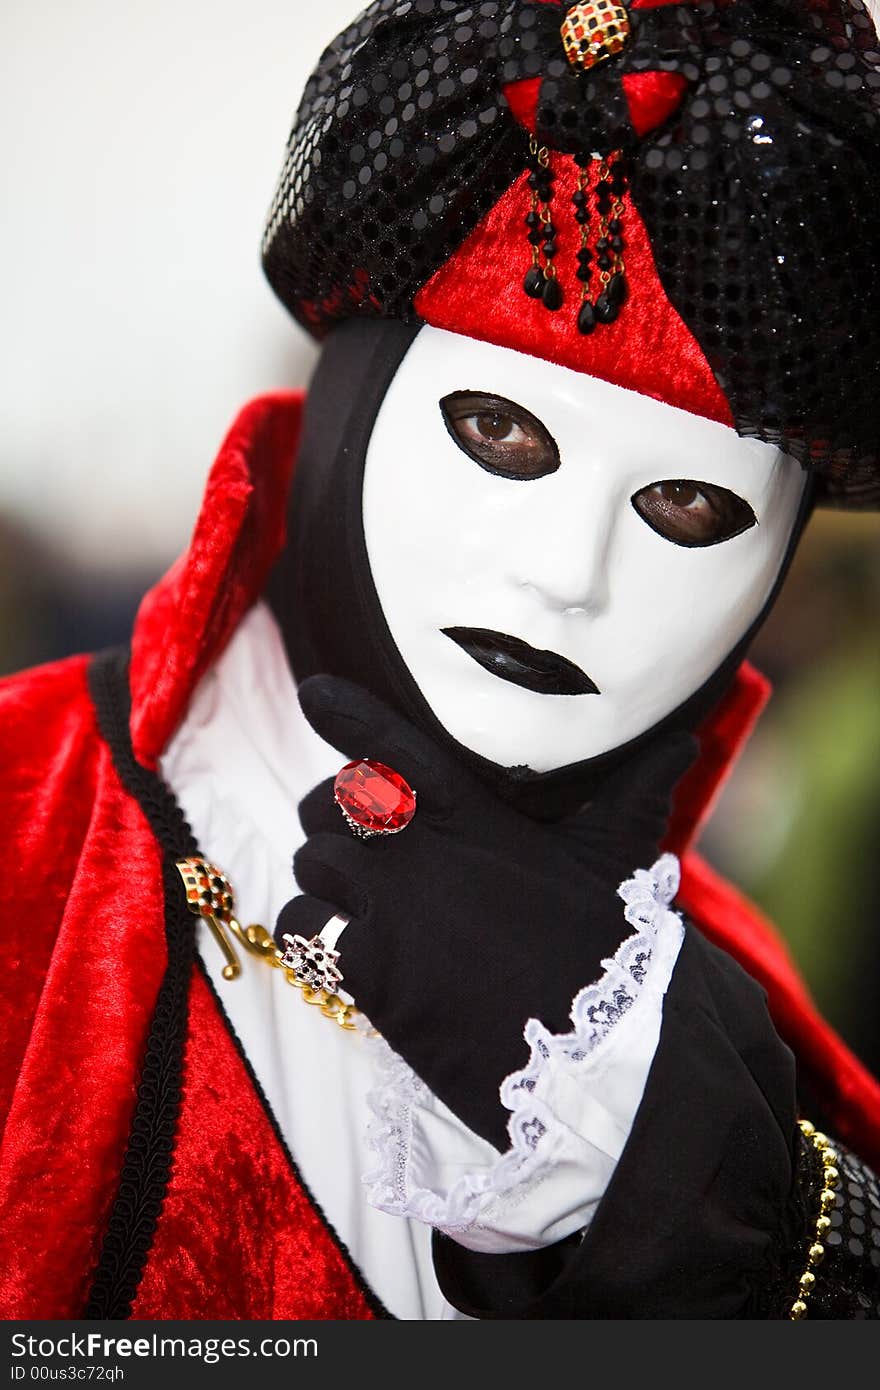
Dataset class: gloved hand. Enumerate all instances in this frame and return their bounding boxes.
[276,674,697,1150]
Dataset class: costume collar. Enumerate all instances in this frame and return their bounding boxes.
[129,391,304,769]
[127,389,768,857]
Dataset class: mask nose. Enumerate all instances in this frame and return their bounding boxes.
[513,500,615,616]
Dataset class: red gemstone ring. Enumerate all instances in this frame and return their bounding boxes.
[333,759,417,839]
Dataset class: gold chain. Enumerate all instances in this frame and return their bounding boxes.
[232,916,360,1030]
[177,858,361,1030]
[788,1119,840,1319]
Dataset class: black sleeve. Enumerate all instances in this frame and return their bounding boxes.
[432,925,880,1319]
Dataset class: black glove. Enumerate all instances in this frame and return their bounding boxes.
[277,674,697,1150]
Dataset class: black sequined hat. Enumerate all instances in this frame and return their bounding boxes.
[262,0,880,507]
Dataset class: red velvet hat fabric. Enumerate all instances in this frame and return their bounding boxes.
[415,149,734,427]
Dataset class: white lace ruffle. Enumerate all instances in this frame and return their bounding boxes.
[362,853,685,1234]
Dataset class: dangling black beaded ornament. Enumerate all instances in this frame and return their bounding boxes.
[523,137,563,312]
[523,141,630,329]
[576,149,629,333]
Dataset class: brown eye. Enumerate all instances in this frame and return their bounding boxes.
[440,391,561,480]
[660,481,699,507]
[632,478,757,547]
[475,411,515,441]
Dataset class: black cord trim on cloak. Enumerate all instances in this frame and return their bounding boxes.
[195,957,394,1321]
[84,646,392,1321]
[85,647,200,1319]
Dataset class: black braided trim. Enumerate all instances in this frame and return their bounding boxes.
[195,957,394,1320]
[84,647,200,1319]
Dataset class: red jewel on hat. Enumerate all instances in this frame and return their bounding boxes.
[334,760,417,838]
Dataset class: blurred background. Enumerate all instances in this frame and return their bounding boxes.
[2,1,879,1076]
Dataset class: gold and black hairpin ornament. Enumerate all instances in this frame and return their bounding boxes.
[560,0,632,72]
[522,2,632,333]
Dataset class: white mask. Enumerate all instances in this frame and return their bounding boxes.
[362,327,808,772]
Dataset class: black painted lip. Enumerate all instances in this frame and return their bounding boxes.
[442,627,600,697]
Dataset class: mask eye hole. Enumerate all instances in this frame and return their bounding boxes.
[440,391,561,480]
[631,479,758,548]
